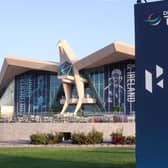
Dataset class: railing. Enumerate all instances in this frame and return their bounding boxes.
[60,98,96,104]
[0,113,135,123]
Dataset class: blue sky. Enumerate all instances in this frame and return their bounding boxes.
[0,0,154,67]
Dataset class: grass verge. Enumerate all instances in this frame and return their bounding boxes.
[0,147,135,168]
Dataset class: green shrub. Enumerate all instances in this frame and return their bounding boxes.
[71,133,87,144]
[30,133,47,145]
[46,132,63,144]
[31,132,63,145]
[53,132,64,143]
[46,133,55,144]
[87,129,103,144]
[71,129,103,144]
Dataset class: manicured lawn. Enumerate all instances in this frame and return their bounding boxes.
[0,147,135,168]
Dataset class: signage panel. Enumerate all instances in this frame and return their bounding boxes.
[135,1,168,167]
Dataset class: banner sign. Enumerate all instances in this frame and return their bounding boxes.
[135,1,168,167]
[104,60,135,114]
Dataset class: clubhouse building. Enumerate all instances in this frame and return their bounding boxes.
[0,40,135,119]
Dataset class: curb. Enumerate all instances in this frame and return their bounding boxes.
[0,143,136,148]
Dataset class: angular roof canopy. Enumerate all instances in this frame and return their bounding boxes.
[0,56,59,96]
[74,41,135,70]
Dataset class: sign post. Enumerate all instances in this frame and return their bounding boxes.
[135,1,168,167]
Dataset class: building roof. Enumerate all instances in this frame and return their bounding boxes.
[0,41,135,97]
[0,56,59,96]
[74,41,135,70]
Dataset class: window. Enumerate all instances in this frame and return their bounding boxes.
[58,61,73,76]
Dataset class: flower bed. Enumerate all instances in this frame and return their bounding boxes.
[30,129,135,145]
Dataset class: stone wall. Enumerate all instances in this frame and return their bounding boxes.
[0,123,135,143]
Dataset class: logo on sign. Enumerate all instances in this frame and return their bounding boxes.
[145,13,162,26]
[145,65,164,93]
[145,11,168,26]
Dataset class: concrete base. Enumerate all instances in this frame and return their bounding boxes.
[0,123,135,143]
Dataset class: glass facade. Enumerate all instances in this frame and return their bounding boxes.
[81,60,135,115]
[80,67,106,114]
[14,60,135,116]
[71,85,78,98]
[15,70,62,116]
[58,61,73,76]
[88,66,105,102]
[66,105,76,113]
